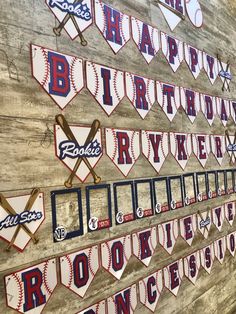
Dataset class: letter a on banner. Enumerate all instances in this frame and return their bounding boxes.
[158,219,179,254]
[192,134,211,168]
[163,259,184,296]
[105,128,140,177]
[94,0,130,54]
[179,214,197,246]
[107,285,137,314]
[132,227,157,266]
[214,237,226,264]
[139,270,163,312]
[101,235,132,280]
[86,61,125,116]
[31,44,84,110]
[131,17,160,64]
[180,87,200,123]
[184,251,201,285]
[170,132,192,170]
[184,44,203,79]
[77,301,106,314]
[227,231,236,256]
[200,94,216,126]
[158,0,185,31]
[5,259,57,314]
[211,135,226,165]
[126,72,156,119]
[200,244,215,274]
[161,32,184,72]
[217,98,230,126]
[203,52,219,84]
[141,131,169,173]
[60,245,99,297]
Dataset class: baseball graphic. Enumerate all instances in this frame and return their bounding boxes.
[227,232,236,256]
[203,52,219,85]
[179,214,197,246]
[200,244,215,274]
[77,301,106,314]
[192,133,211,168]
[164,259,184,296]
[185,0,203,28]
[197,211,211,239]
[180,88,201,123]
[170,132,192,170]
[158,219,179,255]
[184,43,203,79]
[214,237,226,264]
[184,251,201,285]
[107,285,137,314]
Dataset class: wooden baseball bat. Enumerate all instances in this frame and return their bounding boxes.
[156,0,185,20]
[225,130,236,164]
[55,115,101,185]
[6,188,40,251]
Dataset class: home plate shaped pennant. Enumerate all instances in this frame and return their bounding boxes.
[192,133,211,168]
[184,250,201,285]
[225,202,236,226]
[126,72,155,119]
[0,190,45,252]
[212,205,225,232]
[214,236,226,264]
[158,219,179,255]
[94,0,130,54]
[45,0,93,41]
[227,231,236,256]
[107,285,137,314]
[141,130,169,173]
[203,52,219,85]
[139,270,163,312]
[164,259,184,296]
[217,98,230,127]
[211,135,226,165]
[5,258,57,314]
[180,87,200,123]
[105,128,140,177]
[101,234,132,280]
[184,43,203,79]
[198,210,211,239]
[170,132,192,170]
[55,115,102,184]
[31,44,84,110]
[60,245,99,297]
[158,0,185,31]
[200,244,215,274]
[179,214,197,246]
[161,32,184,72]
[200,94,216,126]
[131,16,160,64]
[77,301,106,314]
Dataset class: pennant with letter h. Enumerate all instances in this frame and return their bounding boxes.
[180,87,200,123]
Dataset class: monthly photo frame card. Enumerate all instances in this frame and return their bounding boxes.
[134,179,154,219]
[216,170,226,196]
[152,177,170,214]
[183,173,196,206]
[168,175,184,210]
[225,169,234,194]
[207,171,217,199]
[196,172,208,202]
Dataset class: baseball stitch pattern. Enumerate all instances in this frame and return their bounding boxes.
[40,47,50,87]
[70,57,78,93]
[130,131,137,162]
[95,302,100,313]
[128,73,136,105]
[177,40,183,64]
[122,236,129,262]
[120,13,127,44]
[64,255,73,288]
[141,279,147,305]
[150,228,156,253]
[160,224,166,251]
[134,18,141,50]
[146,79,153,110]
[130,287,135,312]
[113,70,122,102]
[111,129,118,161]
[43,261,53,295]
[173,221,178,241]
[12,273,23,311]
[91,63,100,99]
[135,233,141,260]
[150,27,157,54]
[104,242,112,272]
[156,271,162,295]
[144,131,151,160]
[99,1,106,36]
[88,247,97,276]
[161,133,166,159]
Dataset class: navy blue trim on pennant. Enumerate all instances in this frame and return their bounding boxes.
[182,173,196,206]
[168,175,184,210]
[134,179,154,219]
[51,188,83,242]
[206,170,217,199]
[152,177,170,214]
[216,170,226,196]
[196,172,208,202]
[86,184,112,232]
[113,181,136,225]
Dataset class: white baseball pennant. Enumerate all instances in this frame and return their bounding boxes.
[214,236,226,264]
[156,81,181,122]
[184,43,203,79]
[218,60,232,92]
[94,0,130,54]
[211,135,226,165]
[139,270,163,312]
[225,202,236,226]
[31,44,84,110]
[197,210,211,239]
[45,0,93,40]
[200,244,215,274]
[86,61,125,116]
[170,132,192,170]
[158,219,179,254]
[77,301,106,314]
[126,72,155,119]
[161,32,184,72]
[230,100,236,124]
[226,134,236,164]
[184,251,201,285]
[131,17,160,64]
[203,52,219,84]
[185,0,203,28]
[216,98,230,126]
[227,231,236,256]
[141,131,169,173]
[60,245,99,297]
[105,128,140,177]
[107,285,137,314]
[179,214,197,246]
[101,234,132,280]
[5,259,57,314]
[132,227,157,266]
[200,94,216,126]
[192,133,211,168]
[164,259,183,296]
[158,0,185,31]
[180,87,200,123]
[212,205,225,231]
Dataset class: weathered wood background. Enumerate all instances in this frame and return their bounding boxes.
[1,0,236,313]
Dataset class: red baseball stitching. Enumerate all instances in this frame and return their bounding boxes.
[104,242,112,271]
[95,301,100,313]
[111,128,118,161]
[130,131,137,161]
[122,236,130,262]
[141,279,148,305]
[150,227,156,253]
[91,62,99,98]
[146,79,154,109]
[151,27,158,54]
[43,260,53,294]
[130,286,136,312]
[97,0,106,35]
[40,47,50,87]
[88,247,97,276]
[144,131,151,160]
[70,57,78,93]
[12,273,23,311]
[134,18,141,48]
[128,73,136,105]
[120,13,127,44]
[156,271,162,295]
[113,70,122,102]
[64,255,73,288]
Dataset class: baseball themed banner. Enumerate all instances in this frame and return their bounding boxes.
[203,52,219,85]
[125,72,155,119]
[230,100,236,124]
[198,210,212,239]
[200,94,216,126]
[45,0,93,41]
[158,219,179,254]
[131,17,160,64]
[226,133,236,164]
[179,214,197,246]
[60,245,100,297]
[200,243,215,274]
[218,60,232,92]
[31,44,84,110]
[86,61,125,116]
[5,259,57,314]
[0,190,45,252]
[184,43,203,79]
[180,87,200,123]
[161,32,184,72]
[101,234,132,280]
[185,0,203,28]
[216,98,230,126]
[212,205,225,232]
[227,231,236,257]
[225,202,236,226]
[156,81,181,122]
[139,270,163,312]
[211,135,226,165]
[170,132,192,170]
[105,128,140,177]
[132,227,157,266]
[214,236,226,264]
[107,285,137,314]
[158,0,184,31]
[183,250,201,285]
[141,131,169,173]
[77,300,106,314]
[94,0,130,54]
[192,133,211,168]
[163,259,184,296]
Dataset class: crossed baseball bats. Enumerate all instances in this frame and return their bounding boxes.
[53,0,87,46]
[225,130,236,165]
[0,188,40,251]
[198,209,210,232]
[217,54,231,92]
[55,114,101,188]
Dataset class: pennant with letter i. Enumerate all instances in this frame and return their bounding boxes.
[214,237,226,264]
[158,219,179,254]
[158,0,185,31]
[179,214,197,246]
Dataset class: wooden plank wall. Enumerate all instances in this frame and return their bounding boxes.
[0,0,236,313]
